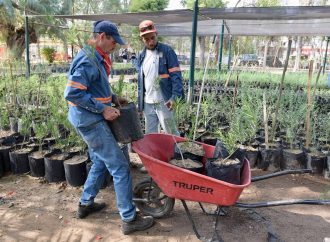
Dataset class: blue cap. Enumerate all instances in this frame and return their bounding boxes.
[93,20,126,45]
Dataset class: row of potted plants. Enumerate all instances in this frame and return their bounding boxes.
[0,64,329,180]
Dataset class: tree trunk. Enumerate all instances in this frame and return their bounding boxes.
[37,40,41,60]
[263,39,270,68]
[5,24,37,59]
[63,40,68,61]
[198,36,206,67]
[294,36,302,72]
[215,37,220,64]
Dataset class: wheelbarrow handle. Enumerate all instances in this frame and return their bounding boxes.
[235,199,330,208]
[251,169,312,182]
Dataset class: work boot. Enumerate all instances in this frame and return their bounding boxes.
[77,202,106,219]
[121,213,155,235]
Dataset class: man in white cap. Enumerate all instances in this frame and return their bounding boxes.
[136,20,184,135]
[64,20,154,235]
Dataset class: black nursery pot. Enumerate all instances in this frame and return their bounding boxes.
[0,146,11,172]
[173,142,205,162]
[307,153,326,175]
[0,158,4,178]
[9,148,33,174]
[107,102,144,144]
[205,149,244,185]
[205,158,242,185]
[259,146,283,171]
[282,149,306,170]
[64,155,88,187]
[86,162,112,189]
[173,152,203,163]
[28,151,47,177]
[245,149,259,168]
[44,152,69,183]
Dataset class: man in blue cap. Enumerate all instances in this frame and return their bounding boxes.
[64,20,154,235]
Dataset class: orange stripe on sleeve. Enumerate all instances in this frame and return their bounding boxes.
[159,74,169,78]
[95,96,112,103]
[68,101,77,106]
[67,80,87,90]
[168,67,181,73]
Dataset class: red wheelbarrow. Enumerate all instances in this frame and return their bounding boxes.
[132,134,330,242]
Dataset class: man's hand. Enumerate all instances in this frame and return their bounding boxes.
[165,100,175,111]
[113,96,129,107]
[103,106,120,121]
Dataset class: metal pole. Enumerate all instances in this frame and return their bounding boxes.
[227,36,232,70]
[218,20,225,71]
[25,15,30,78]
[322,36,329,75]
[187,0,198,104]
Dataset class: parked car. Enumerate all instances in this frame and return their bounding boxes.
[238,54,259,66]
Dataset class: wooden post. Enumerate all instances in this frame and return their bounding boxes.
[271,39,292,141]
[224,54,238,89]
[305,60,313,148]
[232,74,239,112]
[312,65,322,99]
[263,93,269,149]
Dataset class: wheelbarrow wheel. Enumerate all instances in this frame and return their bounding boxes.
[133,178,175,218]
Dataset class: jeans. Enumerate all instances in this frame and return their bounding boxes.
[76,121,136,222]
[144,101,179,135]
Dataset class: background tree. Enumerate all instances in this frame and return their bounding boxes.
[255,0,280,68]
[129,0,169,12]
[64,0,128,54]
[128,0,169,51]
[72,0,128,14]
[0,0,72,59]
[181,0,226,67]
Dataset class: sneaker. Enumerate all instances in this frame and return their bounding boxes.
[77,202,106,219]
[121,213,154,235]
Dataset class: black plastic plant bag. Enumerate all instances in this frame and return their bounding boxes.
[173,142,204,162]
[205,149,244,185]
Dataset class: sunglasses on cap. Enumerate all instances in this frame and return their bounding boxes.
[139,24,155,33]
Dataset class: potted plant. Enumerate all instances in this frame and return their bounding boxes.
[279,91,307,169]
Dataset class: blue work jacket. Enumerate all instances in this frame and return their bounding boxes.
[64,46,116,128]
[136,42,184,112]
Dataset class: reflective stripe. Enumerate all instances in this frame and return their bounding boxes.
[168,67,181,73]
[159,74,169,78]
[95,96,112,103]
[67,80,87,90]
[68,101,77,106]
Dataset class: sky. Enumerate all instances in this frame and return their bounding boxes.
[166,0,184,10]
[166,0,301,9]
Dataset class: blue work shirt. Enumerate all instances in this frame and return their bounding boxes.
[136,42,184,112]
[64,45,116,128]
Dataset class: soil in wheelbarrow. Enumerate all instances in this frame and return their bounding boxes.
[169,158,204,173]
[0,152,329,242]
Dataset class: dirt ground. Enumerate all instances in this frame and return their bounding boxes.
[0,152,330,242]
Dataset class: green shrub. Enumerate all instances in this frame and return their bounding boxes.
[41,47,56,64]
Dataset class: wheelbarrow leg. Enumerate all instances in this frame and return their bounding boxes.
[181,200,224,242]
[198,202,227,216]
[181,200,202,240]
[210,206,225,242]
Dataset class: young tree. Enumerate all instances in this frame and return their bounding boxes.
[180,0,226,67]
[0,0,72,59]
[129,0,169,12]
[255,0,280,68]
